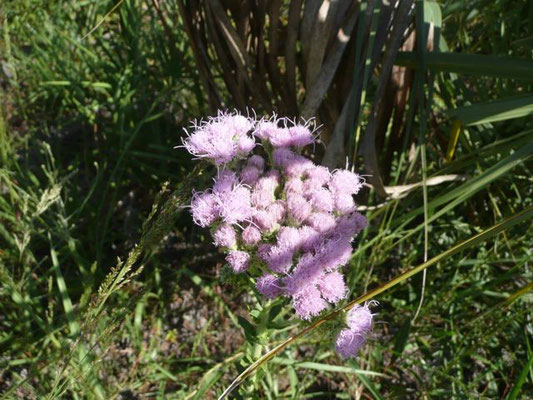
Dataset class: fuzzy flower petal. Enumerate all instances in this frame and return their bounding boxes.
[334,193,356,214]
[263,245,294,273]
[273,147,296,168]
[254,120,279,141]
[237,135,256,155]
[268,127,293,148]
[308,188,334,212]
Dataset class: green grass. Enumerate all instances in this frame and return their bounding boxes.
[1,0,533,399]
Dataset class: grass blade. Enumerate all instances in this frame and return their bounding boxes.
[506,349,533,400]
[270,359,388,377]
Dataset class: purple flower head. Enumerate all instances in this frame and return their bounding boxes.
[318,237,353,271]
[256,274,283,299]
[308,188,334,212]
[284,155,314,178]
[268,200,286,222]
[335,303,374,359]
[257,243,272,260]
[292,286,328,320]
[335,327,367,359]
[273,147,296,168]
[182,112,256,165]
[237,135,256,155]
[306,212,336,234]
[264,169,281,182]
[240,165,262,186]
[218,186,253,224]
[305,165,331,186]
[226,250,250,273]
[288,124,314,147]
[251,173,279,209]
[334,193,356,214]
[284,253,323,296]
[213,170,238,194]
[337,212,368,237]
[254,120,279,141]
[222,113,254,136]
[263,245,294,274]
[183,124,235,165]
[248,155,265,171]
[285,178,304,193]
[268,127,293,148]
[277,226,302,253]
[190,191,219,227]
[213,224,237,248]
[242,225,262,245]
[298,225,322,252]
[318,271,346,303]
[253,209,278,232]
[287,193,312,224]
[330,170,364,196]
[346,303,374,332]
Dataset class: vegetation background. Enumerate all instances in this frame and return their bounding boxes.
[1,0,532,398]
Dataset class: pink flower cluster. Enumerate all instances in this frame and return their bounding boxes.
[185,111,367,324]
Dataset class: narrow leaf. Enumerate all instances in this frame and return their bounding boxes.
[395,52,533,80]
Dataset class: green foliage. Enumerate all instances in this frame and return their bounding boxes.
[1,0,533,399]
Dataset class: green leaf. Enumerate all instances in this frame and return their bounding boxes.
[506,350,533,400]
[447,94,533,125]
[237,316,257,343]
[51,247,79,337]
[395,52,533,80]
